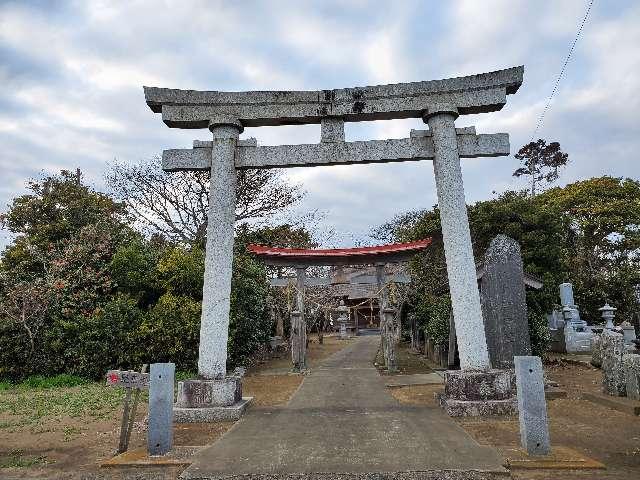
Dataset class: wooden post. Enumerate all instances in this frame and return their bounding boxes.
[117,389,133,454]
[124,364,148,452]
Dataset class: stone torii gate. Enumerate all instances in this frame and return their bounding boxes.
[144,66,524,419]
[248,239,432,371]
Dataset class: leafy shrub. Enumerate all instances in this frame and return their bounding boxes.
[45,294,144,379]
[156,247,205,299]
[228,253,269,366]
[135,293,201,371]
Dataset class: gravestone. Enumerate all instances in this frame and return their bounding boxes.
[559,283,593,353]
[620,321,637,346]
[480,235,532,368]
[514,356,551,456]
[148,363,175,456]
[623,354,640,400]
[601,330,626,396]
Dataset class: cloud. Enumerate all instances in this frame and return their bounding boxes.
[1,0,639,250]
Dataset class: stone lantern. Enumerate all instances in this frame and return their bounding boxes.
[599,303,617,330]
[337,300,349,339]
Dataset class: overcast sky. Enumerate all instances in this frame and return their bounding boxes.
[1,0,638,248]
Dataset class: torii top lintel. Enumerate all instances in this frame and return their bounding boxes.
[144,66,523,129]
[247,238,432,267]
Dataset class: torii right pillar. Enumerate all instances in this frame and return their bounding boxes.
[425,105,517,416]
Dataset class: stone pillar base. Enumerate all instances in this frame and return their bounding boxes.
[437,369,517,417]
[174,375,252,423]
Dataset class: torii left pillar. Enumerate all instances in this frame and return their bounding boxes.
[174,116,252,423]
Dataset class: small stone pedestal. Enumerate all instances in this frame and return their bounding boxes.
[437,369,517,416]
[173,376,252,422]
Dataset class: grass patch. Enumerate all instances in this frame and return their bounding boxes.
[0,450,49,468]
[0,374,90,391]
[20,374,90,389]
[0,382,126,426]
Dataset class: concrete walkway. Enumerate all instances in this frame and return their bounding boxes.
[181,336,507,479]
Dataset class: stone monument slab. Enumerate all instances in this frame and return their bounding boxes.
[514,356,550,456]
[480,234,532,368]
[148,363,175,456]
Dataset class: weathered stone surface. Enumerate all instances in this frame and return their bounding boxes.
[162,131,510,172]
[144,66,524,128]
[427,107,490,370]
[601,330,626,396]
[438,395,517,417]
[198,122,241,379]
[148,363,175,456]
[321,117,345,143]
[443,369,515,401]
[290,310,306,372]
[591,334,603,367]
[175,377,242,408]
[514,356,550,456]
[382,308,398,371]
[480,235,532,369]
[623,354,640,400]
[173,397,252,423]
[438,369,517,416]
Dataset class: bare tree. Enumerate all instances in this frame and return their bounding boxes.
[106,157,304,244]
[0,276,50,356]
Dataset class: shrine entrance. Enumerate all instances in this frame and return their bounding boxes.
[248,239,431,371]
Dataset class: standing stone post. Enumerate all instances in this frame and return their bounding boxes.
[514,356,551,456]
[199,117,243,379]
[424,106,490,370]
[291,267,307,371]
[376,263,387,351]
[291,311,306,371]
[148,363,175,456]
[623,354,640,400]
[382,308,398,372]
[601,329,626,396]
[337,300,349,340]
[480,235,532,368]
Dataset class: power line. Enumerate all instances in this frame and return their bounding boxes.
[530,0,595,141]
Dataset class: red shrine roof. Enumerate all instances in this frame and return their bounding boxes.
[247,239,432,266]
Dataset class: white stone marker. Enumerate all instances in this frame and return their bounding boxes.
[148,362,175,456]
[199,117,242,379]
[424,106,491,370]
[514,356,550,456]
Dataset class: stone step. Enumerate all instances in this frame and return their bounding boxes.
[180,470,511,480]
